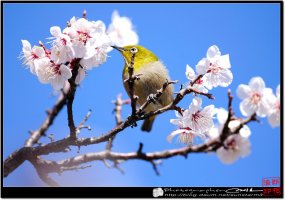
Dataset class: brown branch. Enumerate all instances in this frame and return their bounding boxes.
[41,108,257,175]
[125,53,137,115]
[3,73,207,178]
[220,89,234,141]
[67,59,80,139]
[3,91,259,184]
[4,68,241,186]
[3,147,32,177]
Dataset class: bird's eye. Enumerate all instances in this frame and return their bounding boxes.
[130,47,138,54]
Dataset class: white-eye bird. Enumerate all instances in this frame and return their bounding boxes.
[112,45,174,132]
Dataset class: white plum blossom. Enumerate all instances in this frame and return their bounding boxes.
[168,111,201,145]
[21,40,46,74]
[196,45,233,89]
[35,58,72,90]
[185,64,208,93]
[21,13,117,90]
[107,11,139,49]
[216,134,251,164]
[186,97,215,133]
[168,97,215,144]
[79,32,111,69]
[63,16,111,64]
[50,26,75,64]
[267,84,280,127]
[237,77,273,117]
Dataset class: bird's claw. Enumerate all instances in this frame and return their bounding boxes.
[131,121,137,128]
[127,116,138,128]
[147,94,156,104]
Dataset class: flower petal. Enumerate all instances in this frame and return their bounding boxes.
[216,107,229,125]
[178,132,195,144]
[237,136,251,157]
[256,99,270,117]
[50,26,61,38]
[249,77,265,93]
[217,147,239,164]
[217,54,231,69]
[185,64,195,80]
[189,97,202,113]
[170,119,182,127]
[239,125,251,138]
[33,46,45,58]
[75,67,86,84]
[268,111,280,128]
[21,40,32,51]
[196,58,208,74]
[237,84,251,100]
[59,64,72,79]
[35,58,51,84]
[276,84,280,98]
[167,129,185,143]
[51,76,66,91]
[207,45,221,58]
[216,69,233,87]
[240,98,257,116]
[174,110,181,118]
[93,20,106,33]
[207,126,220,139]
[228,120,241,131]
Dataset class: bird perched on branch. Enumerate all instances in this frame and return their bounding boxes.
[112,45,173,132]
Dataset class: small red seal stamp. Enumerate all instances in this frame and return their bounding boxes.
[262,177,281,197]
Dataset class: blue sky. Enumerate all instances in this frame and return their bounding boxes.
[3,3,281,186]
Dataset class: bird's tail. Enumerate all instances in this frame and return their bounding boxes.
[141,116,155,132]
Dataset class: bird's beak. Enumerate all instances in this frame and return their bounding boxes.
[111,45,125,52]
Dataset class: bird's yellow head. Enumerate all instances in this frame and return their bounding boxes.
[112,45,159,72]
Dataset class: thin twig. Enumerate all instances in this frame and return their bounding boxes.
[112,94,130,126]
[30,158,60,187]
[82,10,87,19]
[77,109,92,133]
[107,95,130,151]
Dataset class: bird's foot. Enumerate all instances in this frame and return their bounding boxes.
[127,115,138,128]
[147,94,157,104]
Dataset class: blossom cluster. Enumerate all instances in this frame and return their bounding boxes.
[20,11,138,90]
[186,45,233,92]
[169,45,232,145]
[169,45,280,164]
